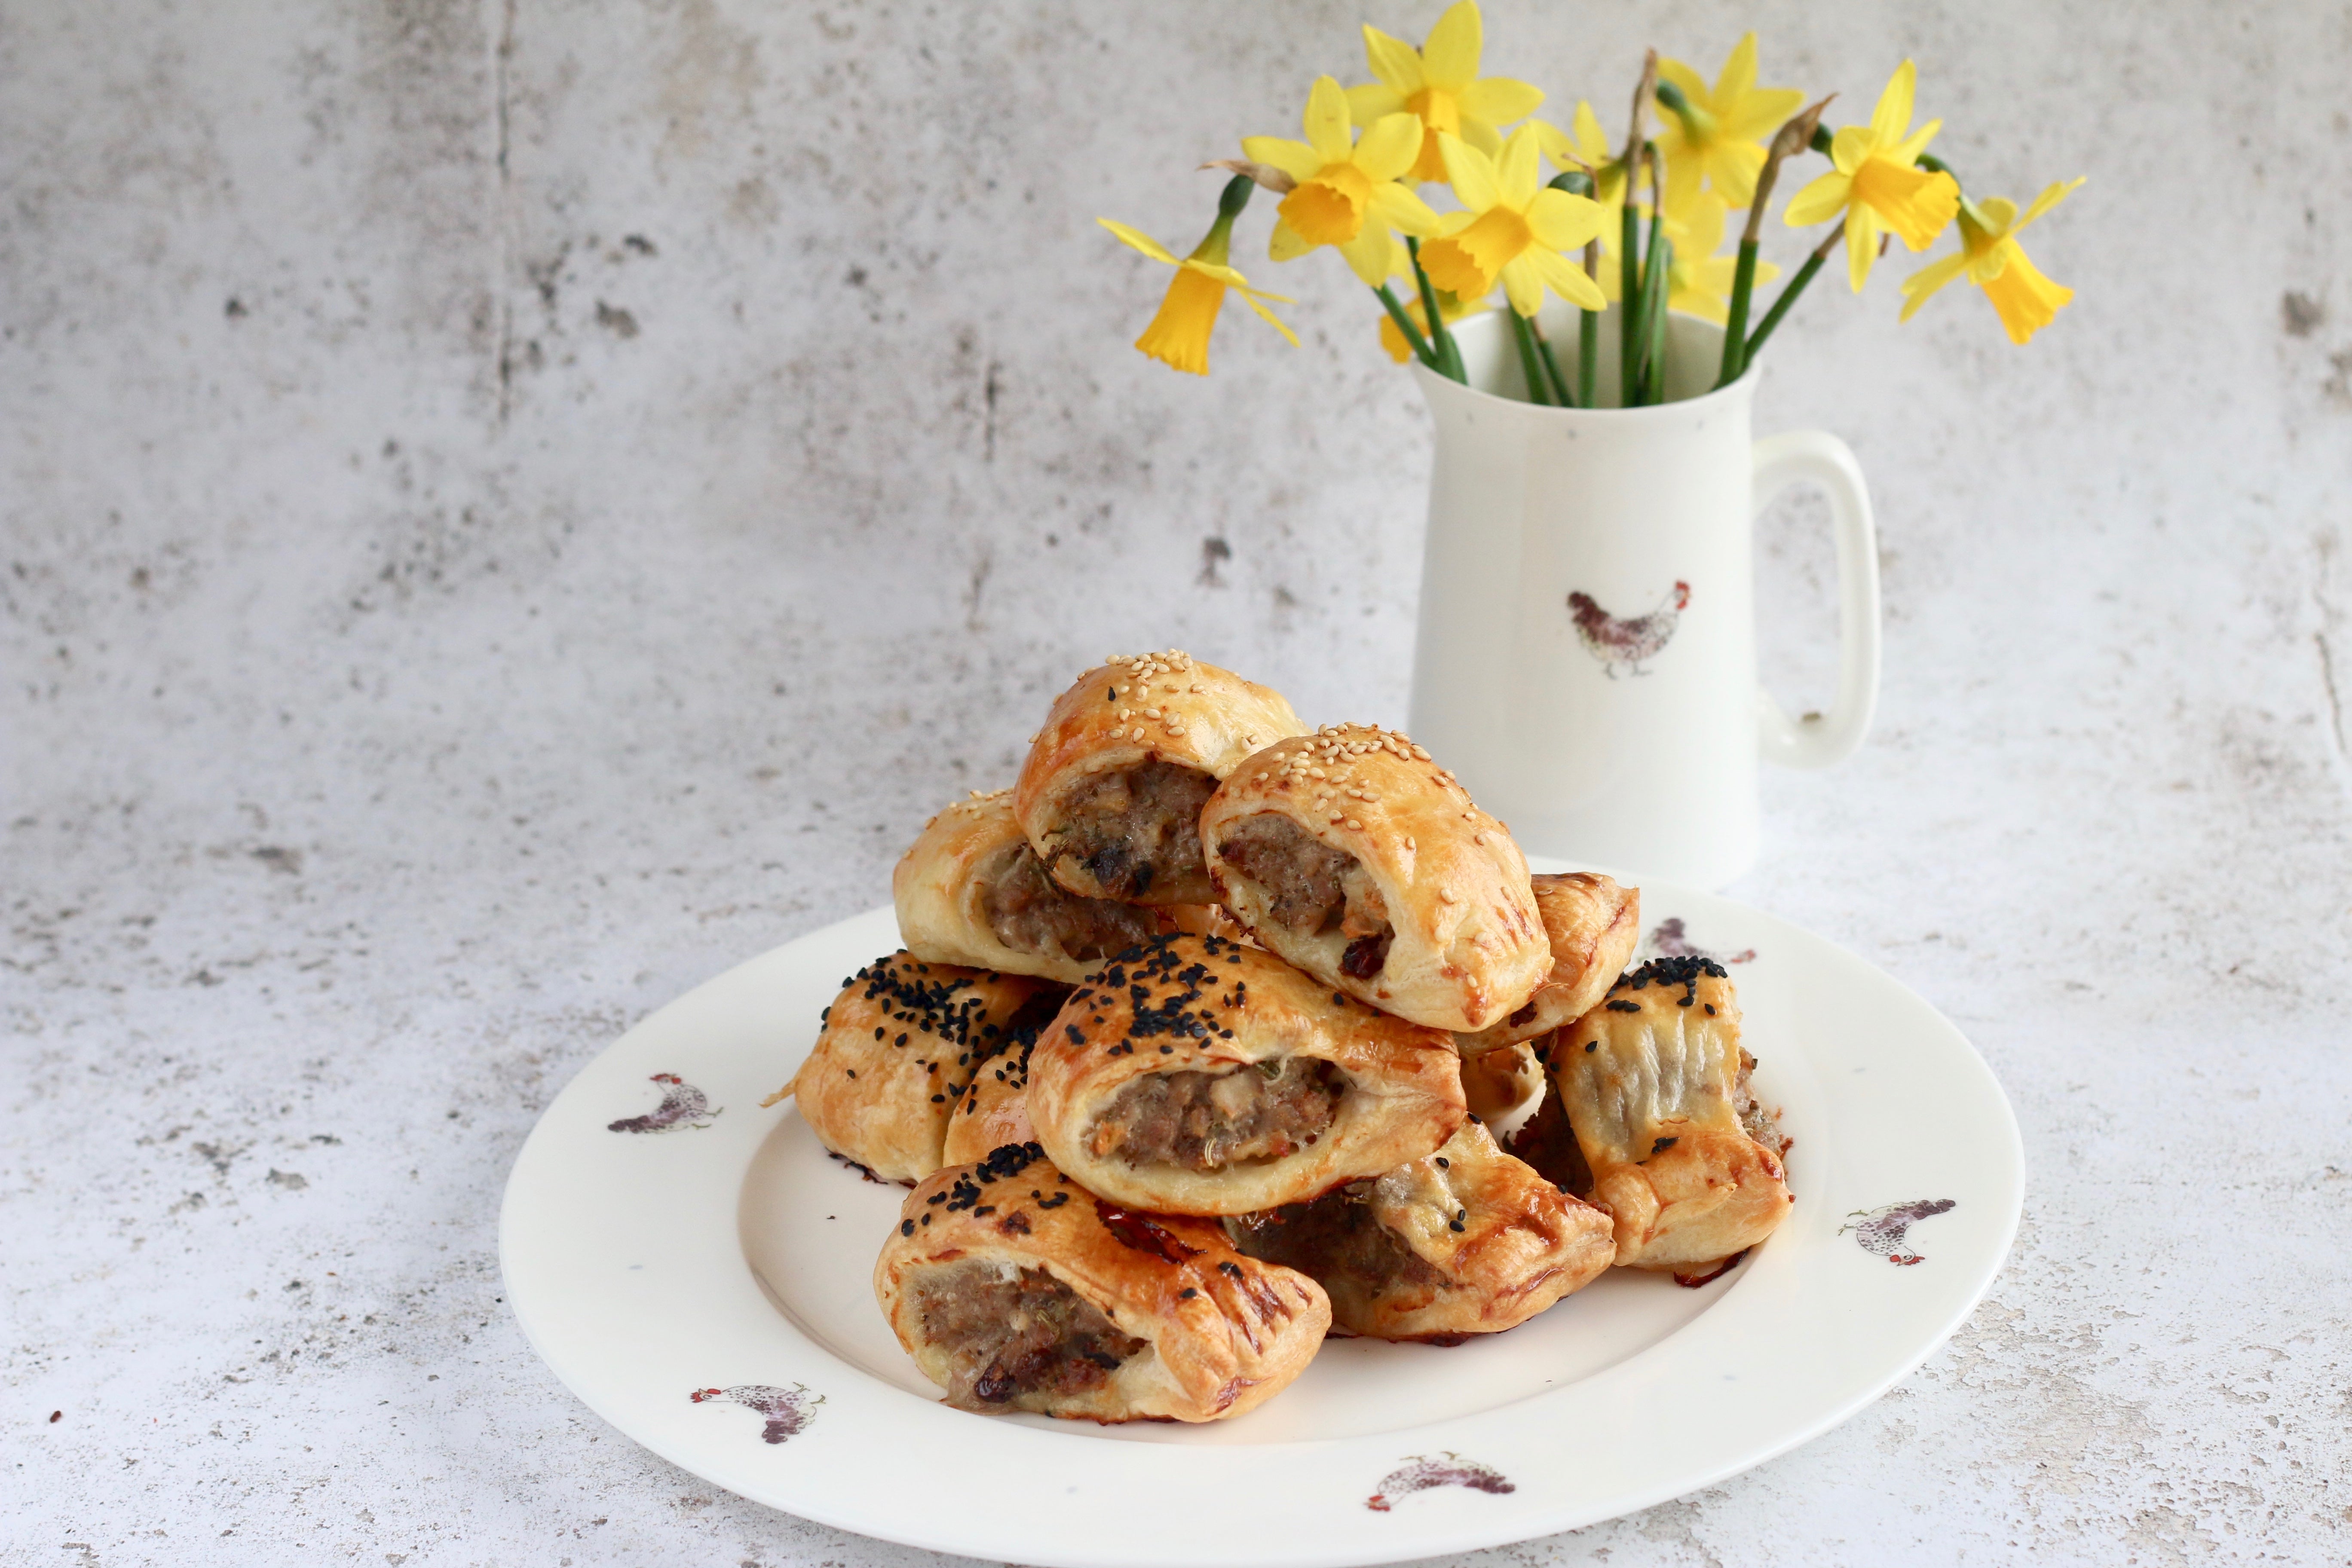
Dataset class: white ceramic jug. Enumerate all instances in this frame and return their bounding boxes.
[1406,307,1880,888]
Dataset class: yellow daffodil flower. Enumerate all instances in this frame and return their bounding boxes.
[1345,0,1543,184]
[1241,76,1439,284]
[1419,128,1608,316]
[1596,191,1773,320]
[1783,61,1960,291]
[1532,101,1629,243]
[1653,34,1804,211]
[1099,208,1297,376]
[1901,178,2084,344]
[1377,236,1487,361]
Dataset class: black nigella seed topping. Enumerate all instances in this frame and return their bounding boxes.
[899,1219,914,1236]
[1606,999,1641,1013]
[1585,1041,1599,1052]
[1652,1136,1678,1155]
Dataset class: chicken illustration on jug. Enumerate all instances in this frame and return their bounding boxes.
[1567,581,1690,678]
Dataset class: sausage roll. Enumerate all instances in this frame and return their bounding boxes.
[1026,932,1467,1216]
[1200,724,1550,1032]
[1457,1039,1547,1125]
[1014,650,1306,906]
[1225,1121,1613,1341]
[766,952,1063,1183]
[1456,873,1640,1053]
[873,1142,1331,1422]
[1542,956,1792,1274]
[894,789,1168,983]
[939,1011,1043,1167]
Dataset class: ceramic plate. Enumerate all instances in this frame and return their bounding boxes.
[501,865,2021,1568]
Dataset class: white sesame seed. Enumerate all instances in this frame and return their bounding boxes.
[1439,888,1458,903]
[1345,818,1363,830]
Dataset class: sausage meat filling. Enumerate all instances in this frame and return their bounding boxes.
[1044,760,1219,903]
[908,1260,1148,1412]
[1225,1188,1449,1307]
[980,842,1159,964]
[1213,812,1393,977]
[1088,1058,1343,1171]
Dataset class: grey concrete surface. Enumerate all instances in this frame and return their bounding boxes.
[5,0,2350,1563]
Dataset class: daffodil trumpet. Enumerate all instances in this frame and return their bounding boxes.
[1374,282,1438,368]
[1403,236,1466,381]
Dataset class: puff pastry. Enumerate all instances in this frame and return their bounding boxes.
[1456,873,1640,1053]
[873,1142,1331,1422]
[1226,1120,1613,1341]
[1026,932,1466,1215]
[939,1010,1043,1167]
[1014,650,1306,906]
[1541,956,1792,1274]
[894,789,1169,983]
[769,952,1063,1182]
[1458,1040,1547,1125]
[1200,724,1549,1032]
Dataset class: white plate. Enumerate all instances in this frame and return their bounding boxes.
[501,868,2021,1568]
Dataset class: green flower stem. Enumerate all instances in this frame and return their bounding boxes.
[1528,315,1574,407]
[1744,219,1841,363]
[1810,123,1832,155]
[1646,236,1673,402]
[1373,283,1438,371]
[1718,237,1761,385]
[1509,311,1556,405]
[1631,145,1669,403]
[1405,236,1465,383]
[1546,169,1603,408]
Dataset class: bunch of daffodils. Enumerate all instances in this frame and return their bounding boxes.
[1101,4,2082,404]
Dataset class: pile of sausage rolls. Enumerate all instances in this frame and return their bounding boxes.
[766,651,1792,1424]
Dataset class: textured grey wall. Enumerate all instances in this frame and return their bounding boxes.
[6,1,2350,1563]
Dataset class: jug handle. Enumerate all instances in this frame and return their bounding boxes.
[1752,430,1881,770]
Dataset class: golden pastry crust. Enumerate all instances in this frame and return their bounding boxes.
[939,1017,1042,1167]
[1457,1040,1547,1124]
[1026,933,1467,1216]
[1226,1121,1614,1341]
[1457,873,1640,1053]
[773,952,1061,1183]
[1200,724,1550,1032]
[893,790,1169,983]
[1014,650,1306,906]
[873,1143,1331,1422]
[1544,957,1792,1273]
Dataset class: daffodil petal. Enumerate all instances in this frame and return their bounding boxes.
[1370,181,1442,236]
[1892,118,1942,165]
[1528,245,1606,310]
[1663,154,1704,218]
[1337,222,1393,285]
[1234,288,1301,346]
[1421,0,1482,89]
[1303,75,1354,168]
[1240,136,1325,181]
[1268,218,1314,262]
[1722,87,1805,143]
[1655,57,1709,105]
[1099,218,1179,266]
[1499,254,1544,316]
[1360,25,1424,95]
[1708,139,1769,208]
[1531,118,1581,172]
[1440,133,1503,211]
[1461,119,1504,158]
[1972,196,2021,238]
[1716,32,1758,102]
[1459,76,1544,125]
[1496,124,1543,205]
[1526,187,1604,252]
[1347,81,1406,123]
[2016,176,2085,231]
[1978,242,2069,344]
[1782,171,1850,229]
[1871,61,1916,144]
[1829,125,1877,175]
[1845,209,1880,292]
[1355,112,1425,182]
[1897,252,1968,320]
[1573,101,1609,163]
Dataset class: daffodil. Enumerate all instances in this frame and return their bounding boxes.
[1418,128,1608,316]
[1900,178,2084,344]
[1242,76,1439,284]
[1652,34,1804,211]
[1657,191,1779,325]
[1378,259,1486,362]
[1099,185,1297,375]
[1532,101,1629,241]
[1782,61,1960,291]
[1345,0,1544,184]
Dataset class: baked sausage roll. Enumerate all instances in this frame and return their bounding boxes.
[939,1011,1043,1167]
[1457,873,1640,1053]
[873,1142,1331,1422]
[894,789,1168,983]
[1225,1120,1613,1341]
[1026,932,1467,1215]
[765,952,1063,1183]
[1542,956,1792,1274]
[1014,650,1306,906]
[1200,724,1549,1032]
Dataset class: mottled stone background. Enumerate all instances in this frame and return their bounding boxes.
[5,0,2349,1563]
